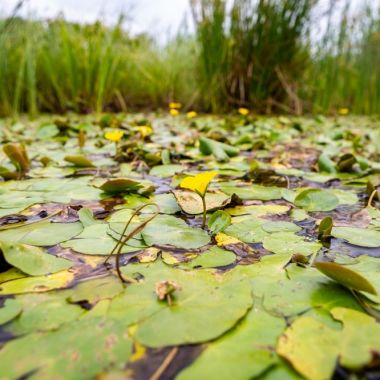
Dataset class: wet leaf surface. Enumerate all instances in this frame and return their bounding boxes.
[0,114,380,379]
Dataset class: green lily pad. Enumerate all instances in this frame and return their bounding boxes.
[98,178,143,195]
[315,261,378,295]
[177,307,285,380]
[0,242,73,275]
[0,270,74,295]
[142,215,210,249]
[16,299,83,333]
[331,226,380,247]
[0,299,22,325]
[331,307,380,369]
[0,317,132,379]
[277,316,341,380]
[109,260,253,347]
[182,246,235,269]
[199,137,239,161]
[294,188,339,211]
[263,232,321,256]
[64,155,95,168]
[208,210,231,234]
[220,183,282,201]
[61,223,139,255]
[149,164,184,177]
[0,221,83,246]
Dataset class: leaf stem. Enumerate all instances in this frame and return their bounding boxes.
[367,189,378,208]
[201,195,207,229]
[105,203,160,282]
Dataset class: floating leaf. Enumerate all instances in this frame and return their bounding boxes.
[0,270,74,295]
[142,215,210,249]
[318,216,333,241]
[0,318,132,379]
[199,137,239,161]
[318,153,336,173]
[0,242,73,275]
[208,210,231,234]
[173,190,230,214]
[3,143,30,173]
[0,221,83,246]
[263,232,321,256]
[109,261,253,347]
[77,207,100,227]
[331,307,380,369]
[64,155,95,168]
[337,153,357,172]
[149,164,184,177]
[277,316,341,380]
[177,307,285,380]
[0,299,22,325]
[182,246,235,269]
[15,300,83,333]
[294,188,339,211]
[331,226,380,247]
[315,261,377,295]
[98,178,143,195]
[220,183,282,201]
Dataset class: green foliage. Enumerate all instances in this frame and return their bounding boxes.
[1,1,380,115]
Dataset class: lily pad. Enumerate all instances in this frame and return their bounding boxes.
[0,317,132,379]
[177,307,285,380]
[0,299,22,325]
[331,226,380,247]
[315,261,378,295]
[0,221,83,246]
[141,215,210,249]
[0,242,73,275]
[277,316,341,380]
[173,190,231,215]
[294,188,339,211]
[109,260,253,347]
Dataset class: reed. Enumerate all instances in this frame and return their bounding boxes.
[0,0,379,116]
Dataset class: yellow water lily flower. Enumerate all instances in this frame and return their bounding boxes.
[180,171,218,197]
[104,130,124,142]
[238,107,249,116]
[338,107,349,115]
[186,111,197,119]
[136,126,153,138]
[170,109,179,116]
[169,102,182,109]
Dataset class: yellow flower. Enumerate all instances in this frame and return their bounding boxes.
[104,130,124,142]
[170,109,179,116]
[338,108,349,115]
[180,171,218,197]
[136,126,153,138]
[238,107,249,116]
[186,111,197,119]
[169,102,182,109]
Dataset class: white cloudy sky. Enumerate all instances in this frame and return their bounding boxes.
[0,0,375,39]
[0,0,192,37]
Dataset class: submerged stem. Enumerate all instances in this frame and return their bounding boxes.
[105,203,160,282]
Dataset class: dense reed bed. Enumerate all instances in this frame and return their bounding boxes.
[0,0,379,116]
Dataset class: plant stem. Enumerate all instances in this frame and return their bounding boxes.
[105,203,160,282]
[367,189,378,208]
[201,195,207,229]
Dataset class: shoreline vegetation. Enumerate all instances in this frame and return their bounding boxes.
[0,0,379,117]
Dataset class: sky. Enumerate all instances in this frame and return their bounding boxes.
[0,0,375,40]
[0,0,192,37]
